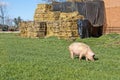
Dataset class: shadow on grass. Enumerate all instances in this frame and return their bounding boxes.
[74,56,99,61]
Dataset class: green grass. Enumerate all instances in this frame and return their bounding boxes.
[0,33,120,80]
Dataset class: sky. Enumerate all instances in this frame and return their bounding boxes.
[2,0,45,21]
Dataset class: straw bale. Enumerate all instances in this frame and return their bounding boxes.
[36,4,51,12]
[19,21,38,38]
[34,11,60,22]
[60,11,83,21]
[46,22,54,37]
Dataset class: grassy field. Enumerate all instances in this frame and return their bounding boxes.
[0,33,120,80]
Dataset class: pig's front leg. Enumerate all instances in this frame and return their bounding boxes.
[86,57,88,61]
[70,51,74,59]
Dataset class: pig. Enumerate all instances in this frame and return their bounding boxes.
[68,42,95,61]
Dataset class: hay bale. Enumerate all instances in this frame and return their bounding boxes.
[58,20,79,39]
[34,4,60,22]
[37,4,51,12]
[60,11,84,21]
[19,21,37,38]
[34,11,60,22]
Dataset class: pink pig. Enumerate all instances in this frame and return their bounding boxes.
[68,42,95,61]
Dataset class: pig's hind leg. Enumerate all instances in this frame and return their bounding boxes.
[79,53,83,61]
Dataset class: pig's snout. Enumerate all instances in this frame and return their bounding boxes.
[90,55,95,61]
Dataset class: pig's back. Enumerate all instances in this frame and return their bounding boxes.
[69,42,88,48]
[69,42,88,54]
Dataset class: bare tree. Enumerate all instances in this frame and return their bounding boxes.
[0,1,8,26]
[5,16,13,27]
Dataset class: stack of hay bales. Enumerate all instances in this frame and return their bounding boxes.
[47,20,79,39]
[52,12,83,39]
[20,3,84,39]
[46,20,82,39]
[58,20,79,39]
[34,4,60,22]
[20,21,36,38]
[47,21,60,37]
[20,21,48,38]
[34,4,84,39]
